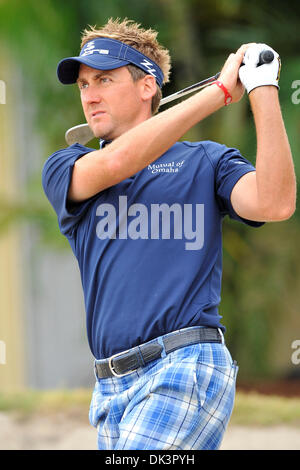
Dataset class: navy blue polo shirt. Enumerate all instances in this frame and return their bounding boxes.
[42,140,263,359]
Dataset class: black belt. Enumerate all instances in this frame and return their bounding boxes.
[95,327,223,379]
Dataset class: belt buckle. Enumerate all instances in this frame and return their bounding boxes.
[108,348,136,378]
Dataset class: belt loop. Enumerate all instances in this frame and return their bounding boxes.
[93,360,99,380]
[137,346,146,367]
[218,328,224,345]
[157,336,167,358]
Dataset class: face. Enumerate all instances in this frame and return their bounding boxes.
[77,64,152,140]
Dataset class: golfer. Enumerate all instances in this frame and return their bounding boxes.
[42,18,296,450]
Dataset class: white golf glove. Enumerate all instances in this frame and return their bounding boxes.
[239,43,281,94]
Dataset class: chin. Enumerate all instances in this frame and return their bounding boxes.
[91,123,114,141]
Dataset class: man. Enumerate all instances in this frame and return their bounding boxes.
[42,18,296,450]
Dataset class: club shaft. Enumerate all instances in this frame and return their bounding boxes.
[160,50,273,107]
[65,49,274,145]
[160,72,220,106]
[65,73,221,145]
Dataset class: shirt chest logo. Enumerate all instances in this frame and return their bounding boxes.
[147,160,185,174]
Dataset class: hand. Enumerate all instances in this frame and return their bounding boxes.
[218,44,255,103]
[239,43,281,94]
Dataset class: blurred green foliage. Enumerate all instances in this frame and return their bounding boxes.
[0,0,299,379]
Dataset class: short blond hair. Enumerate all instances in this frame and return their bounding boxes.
[80,18,171,114]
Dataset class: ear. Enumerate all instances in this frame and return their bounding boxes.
[139,75,157,102]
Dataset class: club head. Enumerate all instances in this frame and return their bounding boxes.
[65,123,94,146]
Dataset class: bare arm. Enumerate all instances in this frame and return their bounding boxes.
[68,84,226,202]
[231,86,296,221]
[67,43,251,204]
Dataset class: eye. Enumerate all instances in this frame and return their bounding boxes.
[100,76,112,84]
[78,82,89,90]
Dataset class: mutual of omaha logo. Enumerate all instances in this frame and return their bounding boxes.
[148,160,185,174]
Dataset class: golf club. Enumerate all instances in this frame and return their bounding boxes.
[65,49,274,146]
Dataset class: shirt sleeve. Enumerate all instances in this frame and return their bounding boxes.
[204,140,265,227]
[42,143,99,238]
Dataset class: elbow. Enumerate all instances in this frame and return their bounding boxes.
[265,200,296,222]
[278,202,296,221]
[261,182,297,221]
[273,209,295,222]
[278,190,297,221]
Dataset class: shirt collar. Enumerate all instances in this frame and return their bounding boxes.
[99,139,112,149]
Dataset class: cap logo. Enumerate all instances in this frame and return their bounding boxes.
[81,41,95,56]
[140,59,157,78]
[80,41,109,57]
[58,37,164,87]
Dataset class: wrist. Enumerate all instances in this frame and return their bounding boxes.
[214,80,232,105]
[198,80,227,110]
[248,86,281,128]
[248,84,279,97]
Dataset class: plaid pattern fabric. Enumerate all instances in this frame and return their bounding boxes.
[89,328,238,450]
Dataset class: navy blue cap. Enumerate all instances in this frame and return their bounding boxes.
[57,37,164,88]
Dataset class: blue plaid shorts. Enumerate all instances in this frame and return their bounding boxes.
[89,327,238,450]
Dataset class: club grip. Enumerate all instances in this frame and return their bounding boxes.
[257,49,274,66]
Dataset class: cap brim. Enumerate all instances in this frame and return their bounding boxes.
[57,55,130,84]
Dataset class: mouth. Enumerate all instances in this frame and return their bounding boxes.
[91,110,106,119]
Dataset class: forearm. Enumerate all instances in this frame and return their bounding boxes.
[250,86,296,218]
[107,84,224,175]
[69,84,224,202]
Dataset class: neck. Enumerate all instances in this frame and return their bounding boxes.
[100,109,153,141]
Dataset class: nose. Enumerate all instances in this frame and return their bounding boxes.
[81,83,102,106]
